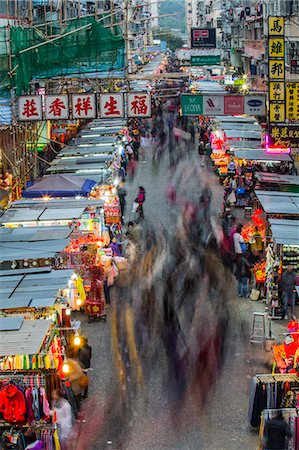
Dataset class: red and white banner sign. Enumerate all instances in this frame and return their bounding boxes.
[17,92,153,120]
[224,96,244,115]
[99,93,124,118]
[45,95,69,120]
[18,96,42,121]
[203,96,224,115]
[127,93,151,118]
[71,94,96,119]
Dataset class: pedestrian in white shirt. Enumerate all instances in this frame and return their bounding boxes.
[233,223,245,259]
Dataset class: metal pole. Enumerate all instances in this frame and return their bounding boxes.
[124,0,130,88]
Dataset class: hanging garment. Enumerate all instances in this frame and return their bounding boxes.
[40,387,50,418]
[25,389,35,423]
[250,381,266,427]
[0,383,26,423]
[32,387,40,420]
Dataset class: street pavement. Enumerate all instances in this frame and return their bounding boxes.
[71,138,291,450]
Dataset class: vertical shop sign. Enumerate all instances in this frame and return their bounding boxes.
[18,96,42,121]
[268,17,285,124]
[99,93,124,119]
[286,82,299,121]
[71,94,96,119]
[127,93,151,118]
[45,95,69,120]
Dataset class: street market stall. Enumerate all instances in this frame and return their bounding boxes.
[0,316,63,447]
[254,190,299,217]
[22,175,97,199]
[255,173,299,193]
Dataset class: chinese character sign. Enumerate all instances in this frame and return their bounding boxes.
[268,17,284,36]
[45,95,69,120]
[72,94,96,119]
[269,38,284,58]
[269,60,285,80]
[269,103,285,123]
[286,83,299,121]
[128,93,151,118]
[269,82,285,102]
[269,125,299,148]
[99,93,124,119]
[18,96,42,121]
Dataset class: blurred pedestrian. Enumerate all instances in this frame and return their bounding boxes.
[78,337,92,399]
[282,265,297,320]
[51,389,72,450]
[236,253,251,298]
[24,431,44,450]
[135,186,146,220]
[264,410,292,450]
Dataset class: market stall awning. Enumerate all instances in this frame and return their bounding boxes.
[11,198,104,209]
[0,318,51,356]
[268,218,299,246]
[79,127,123,136]
[214,115,257,123]
[0,239,69,262]
[224,130,261,140]
[22,174,97,198]
[256,173,299,186]
[227,140,261,149]
[0,269,73,310]
[59,146,115,157]
[235,150,292,162]
[255,190,299,215]
[0,226,72,242]
[0,206,86,225]
[220,123,262,132]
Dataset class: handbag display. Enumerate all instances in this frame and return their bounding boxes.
[250,288,260,301]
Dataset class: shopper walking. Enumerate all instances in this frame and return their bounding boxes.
[236,253,251,298]
[51,389,72,450]
[135,186,146,220]
[282,265,297,320]
[263,410,292,450]
[78,337,92,399]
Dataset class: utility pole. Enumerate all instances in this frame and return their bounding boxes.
[124,0,130,92]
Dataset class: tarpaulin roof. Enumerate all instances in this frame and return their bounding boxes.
[0,269,73,310]
[235,150,291,162]
[228,140,261,149]
[0,318,51,356]
[256,173,299,186]
[268,218,299,246]
[22,174,97,198]
[225,130,261,140]
[255,190,299,215]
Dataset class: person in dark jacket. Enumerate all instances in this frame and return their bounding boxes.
[281,265,297,320]
[236,253,251,298]
[264,411,292,450]
[78,337,92,399]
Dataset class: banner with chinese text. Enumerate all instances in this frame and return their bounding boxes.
[268,16,285,123]
[286,82,299,121]
[269,125,299,148]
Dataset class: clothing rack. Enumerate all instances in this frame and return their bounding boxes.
[0,373,46,387]
[255,373,299,383]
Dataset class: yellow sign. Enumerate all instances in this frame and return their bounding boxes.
[269,103,285,123]
[269,38,285,58]
[269,17,284,36]
[269,81,285,102]
[269,60,285,80]
[286,82,299,121]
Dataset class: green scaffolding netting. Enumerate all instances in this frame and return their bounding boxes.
[0,16,125,96]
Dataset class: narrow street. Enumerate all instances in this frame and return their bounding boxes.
[70,138,266,450]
